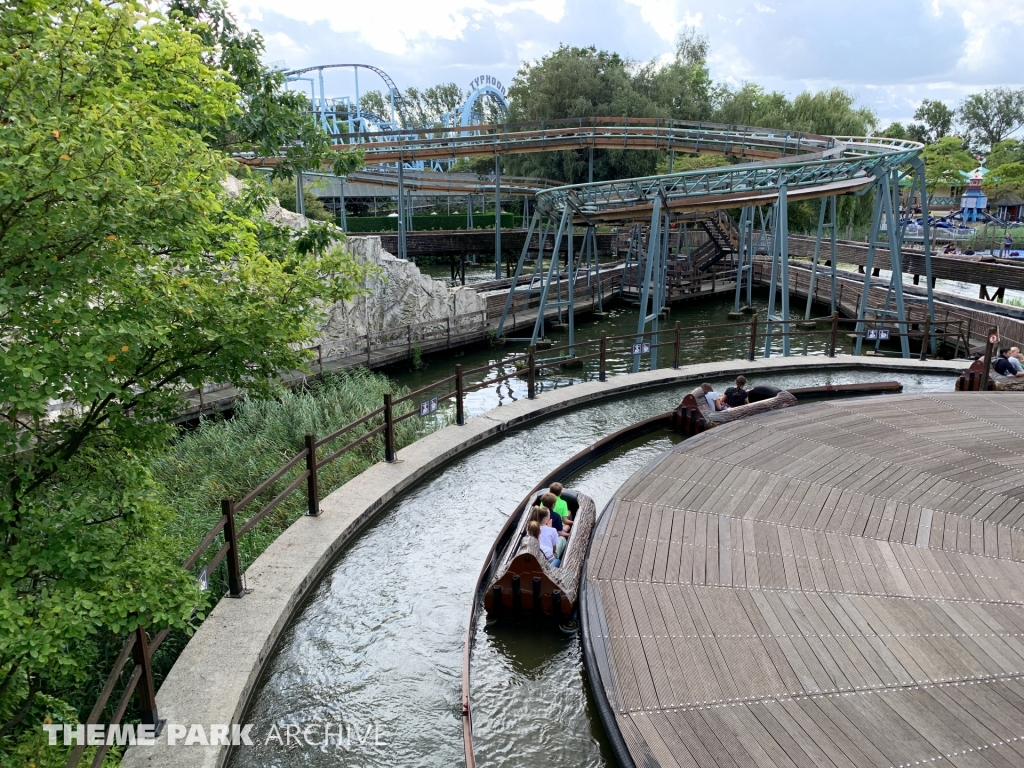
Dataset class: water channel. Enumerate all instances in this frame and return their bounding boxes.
[227,363,959,768]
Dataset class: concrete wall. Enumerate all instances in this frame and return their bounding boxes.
[122,355,965,768]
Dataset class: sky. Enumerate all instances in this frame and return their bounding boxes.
[229,0,1024,128]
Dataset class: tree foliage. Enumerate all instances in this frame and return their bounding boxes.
[921,136,976,193]
[909,99,955,144]
[0,0,367,744]
[167,0,362,177]
[269,176,334,221]
[957,87,1024,151]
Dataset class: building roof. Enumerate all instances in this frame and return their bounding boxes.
[993,192,1024,206]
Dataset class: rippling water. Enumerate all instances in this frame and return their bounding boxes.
[228,371,958,768]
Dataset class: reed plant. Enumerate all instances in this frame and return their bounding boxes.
[150,368,443,577]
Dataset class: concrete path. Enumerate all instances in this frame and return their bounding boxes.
[122,355,965,768]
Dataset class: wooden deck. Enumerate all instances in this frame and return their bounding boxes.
[582,392,1024,768]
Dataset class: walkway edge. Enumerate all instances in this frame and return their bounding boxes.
[122,355,963,768]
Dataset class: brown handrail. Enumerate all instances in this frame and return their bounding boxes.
[235,449,310,512]
[317,406,385,449]
[316,423,387,469]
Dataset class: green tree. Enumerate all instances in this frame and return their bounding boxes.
[713,84,874,137]
[789,88,876,136]
[984,163,1024,199]
[987,139,1024,169]
[908,98,955,143]
[0,0,367,745]
[958,87,1024,150]
[269,176,334,221]
[504,45,661,183]
[921,136,976,193]
[880,122,910,140]
[644,29,715,122]
[405,83,464,127]
[714,83,794,129]
[167,0,363,178]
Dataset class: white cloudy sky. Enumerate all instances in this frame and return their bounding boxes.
[229,0,1024,126]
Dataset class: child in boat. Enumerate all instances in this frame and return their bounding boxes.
[548,483,573,533]
[541,492,569,560]
[700,382,727,411]
[531,505,561,567]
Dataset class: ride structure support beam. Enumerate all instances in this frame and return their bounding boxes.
[495,156,502,279]
[632,195,664,373]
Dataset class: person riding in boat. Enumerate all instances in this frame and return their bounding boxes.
[994,349,1024,377]
[531,506,561,567]
[548,483,572,533]
[541,493,569,559]
[700,382,726,411]
[548,487,573,536]
[723,375,749,407]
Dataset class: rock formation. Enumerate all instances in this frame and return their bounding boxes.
[223,175,488,353]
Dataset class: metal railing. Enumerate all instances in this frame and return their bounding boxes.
[70,314,963,766]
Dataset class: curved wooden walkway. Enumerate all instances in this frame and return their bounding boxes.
[583,392,1024,768]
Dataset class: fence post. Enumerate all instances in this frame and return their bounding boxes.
[918,316,931,362]
[748,314,758,362]
[829,311,839,358]
[599,332,607,382]
[455,364,465,426]
[384,393,396,462]
[304,434,320,516]
[981,327,997,391]
[317,344,323,376]
[673,321,681,369]
[132,626,164,733]
[222,498,244,598]
[966,319,973,354]
[528,345,536,399]
[365,334,371,367]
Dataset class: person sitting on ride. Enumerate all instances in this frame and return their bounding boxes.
[943,242,957,254]
[994,349,1024,377]
[549,482,572,533]
[1009,347,1024,373]
[541,493,569,559]
[723,375,749,407]
[531,506,561,567]
[700,382,726,411]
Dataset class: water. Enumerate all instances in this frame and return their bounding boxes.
[227,369,958,768]
[388,287,844,420]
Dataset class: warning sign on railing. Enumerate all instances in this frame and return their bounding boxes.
[990,332,1000,345]
[865,328,890,341]
[632,342,651,355]
[419,397,438,417]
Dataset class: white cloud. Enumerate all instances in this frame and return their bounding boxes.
[926,0,1024,78]
[622,0,701,43]
[234,0,566,56]
[754,3,776,12]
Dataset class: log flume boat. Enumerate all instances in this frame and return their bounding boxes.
[482,487,595,627]
[460,377,904,767]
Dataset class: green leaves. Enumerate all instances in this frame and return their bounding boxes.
[0,0,369,734]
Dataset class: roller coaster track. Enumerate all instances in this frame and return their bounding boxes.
[249,116,921,219]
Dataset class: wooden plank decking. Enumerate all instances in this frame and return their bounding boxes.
[583,392,1024,768]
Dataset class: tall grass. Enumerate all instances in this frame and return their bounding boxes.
[151,368,444,580]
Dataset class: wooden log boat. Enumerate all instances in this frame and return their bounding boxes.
[483,490,596,625]
[670,385,798,436]
[955,356,1024,391]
